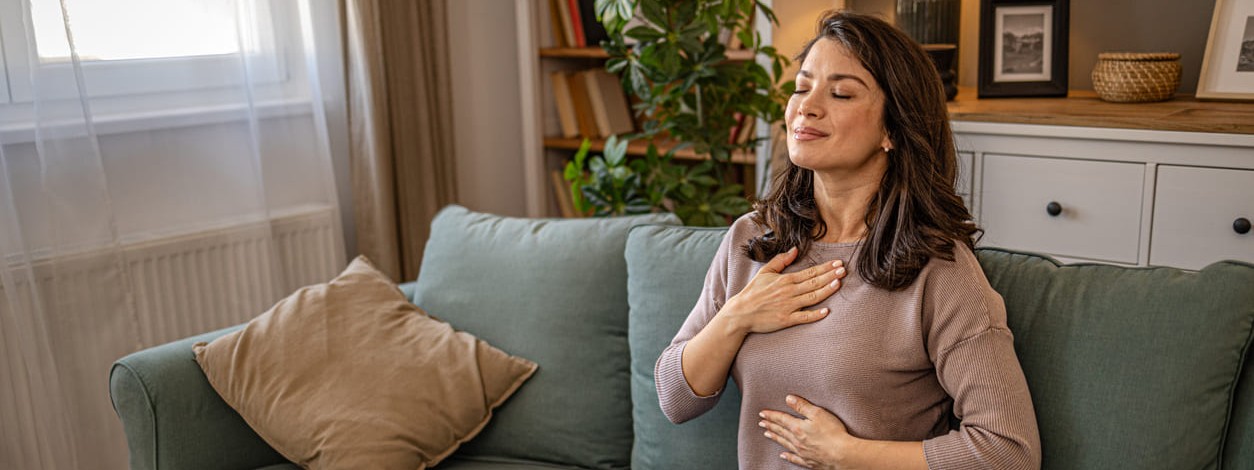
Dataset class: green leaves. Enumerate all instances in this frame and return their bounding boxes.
[564,136,651,217]
[570,0,789,226]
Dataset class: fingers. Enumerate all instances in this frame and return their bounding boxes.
[796,266,845,302]
[785,258,844,285]
[759,411,801,453]
[780,452,813,468]
[761,423,799,454]
[788,307,829,327]
[759,247,798,274]
[786,394,820,419]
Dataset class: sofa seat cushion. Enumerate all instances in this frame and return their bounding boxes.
[975,248,1254,470]
[624,225,739,469]
[411,206,679,469]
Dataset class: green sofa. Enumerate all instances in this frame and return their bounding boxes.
[111,206,1254,469]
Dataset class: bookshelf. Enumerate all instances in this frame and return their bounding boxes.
[515,0,776,218]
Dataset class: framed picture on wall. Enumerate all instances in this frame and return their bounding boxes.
[977,0,1069,98]
[1197,0,1254,100]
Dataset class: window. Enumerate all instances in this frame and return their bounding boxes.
[0,0,297,104]
[29,0,240,62]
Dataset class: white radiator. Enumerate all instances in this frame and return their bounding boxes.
[0,205,343,469]
[0,205,343,346]
[131,206,343,345]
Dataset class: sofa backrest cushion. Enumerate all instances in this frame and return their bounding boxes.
[975,248,1254,470]
[1223,331,1254,469]
[625,225,739,470]
[411,206,678,469]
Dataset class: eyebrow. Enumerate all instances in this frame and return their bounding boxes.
[797,70,867,87]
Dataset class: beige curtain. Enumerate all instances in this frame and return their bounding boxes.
[345,0,458,282]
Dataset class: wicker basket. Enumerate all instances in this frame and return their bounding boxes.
[1091,52,1181,103]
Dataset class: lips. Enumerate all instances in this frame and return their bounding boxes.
[792,126,830,141]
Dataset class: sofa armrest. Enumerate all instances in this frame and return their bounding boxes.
[109,325,289,470]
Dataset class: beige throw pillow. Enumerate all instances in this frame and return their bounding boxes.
[193,256,537,469]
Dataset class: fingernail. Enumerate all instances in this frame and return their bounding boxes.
[759,412,765,418]
[789,246,797,254]
[835,267,846,276]
[786,395,796,404]
[821,307,829,314]
[758,420,766,428]
[764,431,772,438]
[780,453,788,459]
[829,279,839,288]
[832,259,843,267]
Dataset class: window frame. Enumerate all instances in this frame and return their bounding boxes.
[0,0,301,107]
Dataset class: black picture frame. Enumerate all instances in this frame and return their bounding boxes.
[978,0,1069,98]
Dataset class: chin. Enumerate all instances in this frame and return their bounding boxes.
[786,149,823,171]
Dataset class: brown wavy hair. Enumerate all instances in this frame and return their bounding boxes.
[745,10,979,291]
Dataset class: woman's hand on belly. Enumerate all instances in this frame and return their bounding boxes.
[720,247,846,335]
[760,395,929,470]
[759,394,851,469]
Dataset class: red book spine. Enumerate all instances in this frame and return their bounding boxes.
[566,0,586,47]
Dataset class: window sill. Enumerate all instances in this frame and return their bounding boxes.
[0,98,313,145]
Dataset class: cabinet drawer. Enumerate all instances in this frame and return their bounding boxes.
[980,154,1145,263]
[957,151,973,212]
[1150,166,1254,270]
[957,151,973,195]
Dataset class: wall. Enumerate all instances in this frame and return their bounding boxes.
[774,1,849,76]
[847,0,1217,93]
[447,0,529,217]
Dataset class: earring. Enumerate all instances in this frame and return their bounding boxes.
[883,146,891,152]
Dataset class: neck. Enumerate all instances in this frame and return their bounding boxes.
[811,166,885,244]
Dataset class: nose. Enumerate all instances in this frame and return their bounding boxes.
[796,93,821,119]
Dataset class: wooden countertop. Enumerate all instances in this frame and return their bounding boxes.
[947,87,1254,135]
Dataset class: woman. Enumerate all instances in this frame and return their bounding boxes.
[655,11,1041,470]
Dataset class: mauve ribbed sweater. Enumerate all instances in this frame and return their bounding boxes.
[655,214,1041,469]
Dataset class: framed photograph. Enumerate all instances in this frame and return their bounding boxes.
[978,0,1069,98]
[1197,0,1254,100]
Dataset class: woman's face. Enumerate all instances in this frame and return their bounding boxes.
[785,38,891,174]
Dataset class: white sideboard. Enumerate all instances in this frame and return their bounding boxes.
[953,121,1254,270]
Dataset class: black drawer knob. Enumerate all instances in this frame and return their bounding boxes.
[1046,201,1062,217]
[1236,218,1252,235]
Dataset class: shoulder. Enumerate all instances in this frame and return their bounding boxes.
[719,211,768,252]
[728,211,766,238]
[918,241,1007,329]
[920,241,986,283]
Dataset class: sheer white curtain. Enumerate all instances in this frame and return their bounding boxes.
[0,0,345,467]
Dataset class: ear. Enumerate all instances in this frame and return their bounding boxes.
[880,135,893,153]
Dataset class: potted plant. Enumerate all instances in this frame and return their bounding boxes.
[565,0,791,226]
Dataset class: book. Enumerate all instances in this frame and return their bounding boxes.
[728,112,746,145]
[566,0,586,47]
[550,71,579,138]
[591,70,636,136]
[551,170,581,218]
[582,70,613,138]
[553,0,577,49]
[565,70,600,138]
[547,0,569,47]
[736,117,756,145]
[577,0,609,47]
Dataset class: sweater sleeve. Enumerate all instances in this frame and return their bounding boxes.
[920,247,1041,470]
[654,226,736,424]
